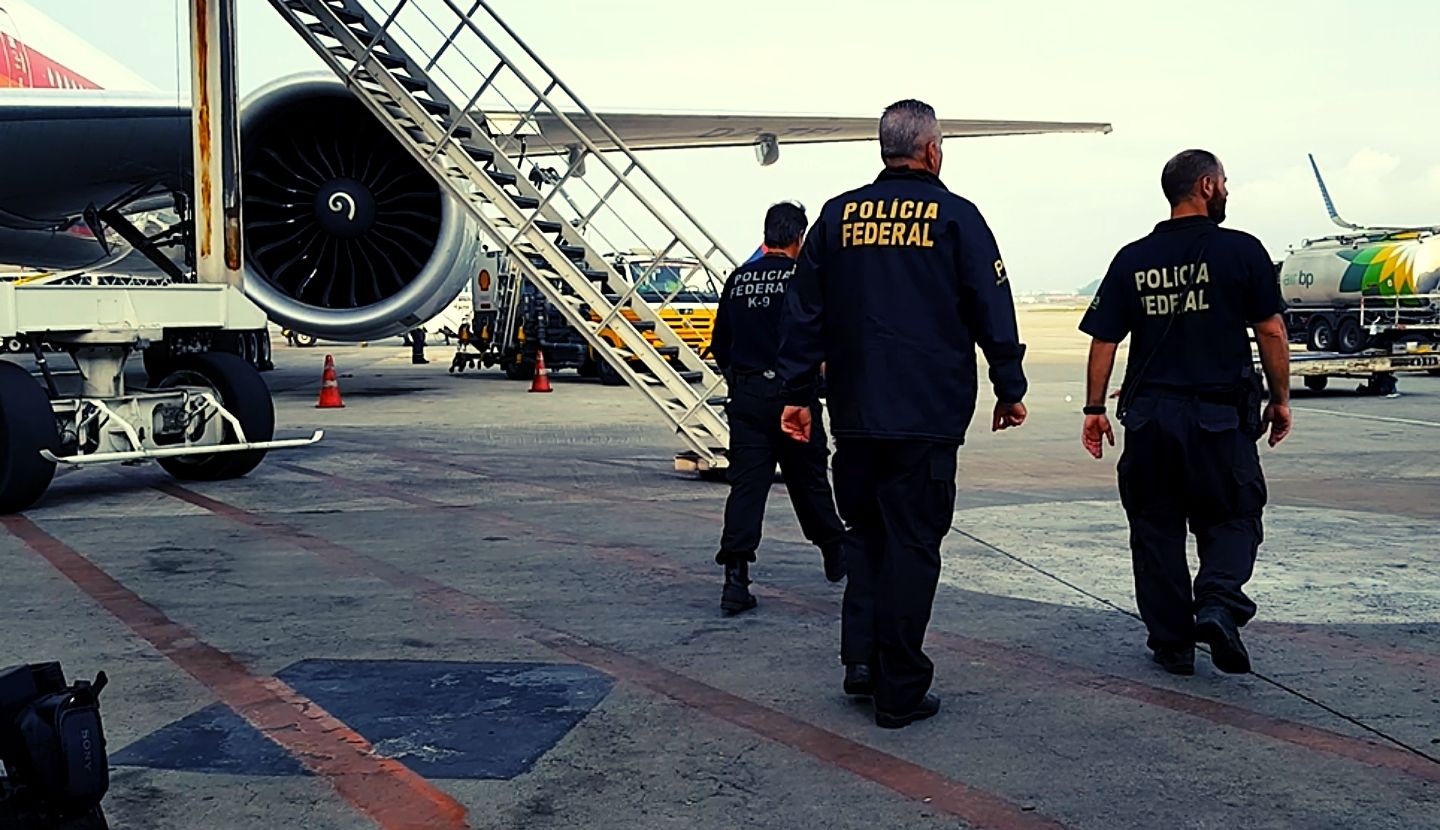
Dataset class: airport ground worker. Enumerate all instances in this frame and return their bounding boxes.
[710,201,852,616]
[409,326,428,365]
[1079,149,1292,677]
[775,99,1029,729]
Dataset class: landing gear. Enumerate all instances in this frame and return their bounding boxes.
[155,353,276,481]
[0,362,60,513]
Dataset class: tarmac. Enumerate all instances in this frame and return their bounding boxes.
[2,307,1438,830]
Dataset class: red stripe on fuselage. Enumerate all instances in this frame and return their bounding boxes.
[0,33,101,89]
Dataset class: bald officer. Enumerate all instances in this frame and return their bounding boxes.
[1080,149,1292,677]
[776,99,1028,729]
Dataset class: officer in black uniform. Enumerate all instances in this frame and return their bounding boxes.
[711,201,851,616]
[1079,149,1293,676]
[776,100,1028,728]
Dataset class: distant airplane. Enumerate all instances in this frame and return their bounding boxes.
[0,0,1112,343]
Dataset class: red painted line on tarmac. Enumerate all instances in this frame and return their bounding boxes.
[156,481,1071,830]
[364,443,1440,682]
[0,515,471,830]
[274,461,1440,787]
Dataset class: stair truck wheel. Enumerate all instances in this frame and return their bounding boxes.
[156,353,274,481]
[597,357,626,386]
[503,357,535,381]
[1303,375,1329,392]
[0,361,60,513]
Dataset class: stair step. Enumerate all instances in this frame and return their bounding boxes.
[533,220,563,235]
[487,170,518,188]
[392,73,428,93]
[556,244,586,261]
[305,22,370,42]
[448,143,489,164]
[511,195,540,210]
[654,346,681,358]
[326,45,403,71]
[293,0,366,25]
[416,97,450,117]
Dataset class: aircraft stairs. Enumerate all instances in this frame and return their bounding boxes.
[268,0,736,472]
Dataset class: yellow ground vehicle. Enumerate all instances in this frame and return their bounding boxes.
[454,251,722,384]
[590,252,720,383]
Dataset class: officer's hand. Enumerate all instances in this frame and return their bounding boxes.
[992,401,1027,431]
[781,405,812,443]
[1082,414,1114,459]
[1264,403,1292,447]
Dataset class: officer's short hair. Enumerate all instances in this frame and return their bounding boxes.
[879,99,940,161]
[763,201,807,248]
[1161,150,1221,205]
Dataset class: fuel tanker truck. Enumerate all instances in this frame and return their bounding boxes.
[1279,231,1440,353]
[1279,155,1440,354]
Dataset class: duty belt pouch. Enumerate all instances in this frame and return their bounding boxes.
[1237,367,1265,441]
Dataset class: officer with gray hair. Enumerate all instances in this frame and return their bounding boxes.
[776,99,1029,728]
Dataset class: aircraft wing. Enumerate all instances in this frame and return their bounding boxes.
[494,112,1114,161]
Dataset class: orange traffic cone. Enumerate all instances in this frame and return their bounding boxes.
[316,354,345,408]
[529,350,552,393]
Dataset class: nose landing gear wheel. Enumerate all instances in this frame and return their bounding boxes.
[155,353,275,481]
[0,362,60,513]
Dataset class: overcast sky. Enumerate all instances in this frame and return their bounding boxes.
[42,0,1440,292]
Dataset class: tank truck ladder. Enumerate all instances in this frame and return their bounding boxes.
[267,0,736,471]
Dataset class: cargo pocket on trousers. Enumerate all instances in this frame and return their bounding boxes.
[927,448,959,547]
[1231,438,1268,516]
[1116,398,1158,513]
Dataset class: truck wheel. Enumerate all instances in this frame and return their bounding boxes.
[156,353,274,481]
[503,359,535,381]
[294,332,318,348]
[597,358,626,387]
[1336,318,1367,354]
[577,360,600,379]
[0,362,59,513]
[1303,376,1329,392]
[1306,318,1334,352]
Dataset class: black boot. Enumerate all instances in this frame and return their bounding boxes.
[1196,607,1251,674]
[720,561,757,615]
[1151,646,1196,676]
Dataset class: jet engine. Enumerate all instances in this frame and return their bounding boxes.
[240,77,482,341]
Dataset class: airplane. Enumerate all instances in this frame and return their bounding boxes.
[0,0,1112,362]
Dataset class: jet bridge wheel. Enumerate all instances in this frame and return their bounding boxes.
[155,353,275,482]
[0,361,60,513]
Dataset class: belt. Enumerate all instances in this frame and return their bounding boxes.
[730,368,778,380]
[1134,384,1240,405]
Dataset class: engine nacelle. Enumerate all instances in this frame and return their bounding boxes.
[240,76,482,341]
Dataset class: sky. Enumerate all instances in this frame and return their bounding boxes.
[38,0,1440,293]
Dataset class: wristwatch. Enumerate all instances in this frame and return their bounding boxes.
[1082,405,1107,416]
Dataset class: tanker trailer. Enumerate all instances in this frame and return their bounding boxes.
[1278,232,1440,353]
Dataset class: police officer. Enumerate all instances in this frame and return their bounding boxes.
[1079,149,1292,676]
[776,100,1028,728]
[711,201,851,616]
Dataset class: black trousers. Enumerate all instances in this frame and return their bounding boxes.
[717,375,846,564]
[833,438,957,713]
[1118,394,1267,651]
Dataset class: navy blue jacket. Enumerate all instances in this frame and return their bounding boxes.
[710,253,797,375]
[775,167,1027,443]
